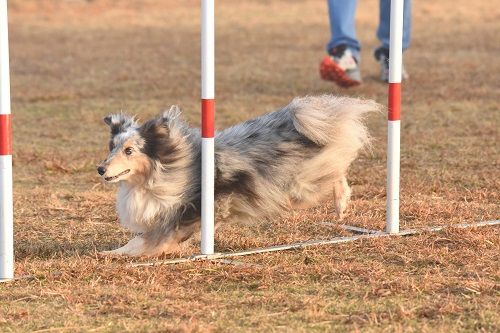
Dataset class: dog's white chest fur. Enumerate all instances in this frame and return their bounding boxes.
[116,183,179,233]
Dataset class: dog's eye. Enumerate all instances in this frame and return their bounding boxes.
[124,147,133,156]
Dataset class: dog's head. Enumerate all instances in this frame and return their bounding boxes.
[97,106,188,184]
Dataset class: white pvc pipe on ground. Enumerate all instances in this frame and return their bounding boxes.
[386,0,404,234]
[0,0,13,281]
[130,220,500,266]
[201,0,215,254]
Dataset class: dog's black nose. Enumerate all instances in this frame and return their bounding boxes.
[97,166,106,176]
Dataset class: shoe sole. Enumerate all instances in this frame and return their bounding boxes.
[319,56,361,88]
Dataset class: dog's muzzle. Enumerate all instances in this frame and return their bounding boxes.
[103,169,130,182]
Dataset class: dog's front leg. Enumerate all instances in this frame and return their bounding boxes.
[100,236,147,257]
[101,225,197,257]
[139,222,198,257]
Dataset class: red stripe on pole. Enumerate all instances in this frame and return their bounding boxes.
[388,82,401,121]
[0,114,12,155]
[201,99,215,138]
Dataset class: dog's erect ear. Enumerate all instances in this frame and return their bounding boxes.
[159,105,182,128]
[139,118,179,162]
[163,105,181,118]
[103,113,138,136]
[140,107,188,163]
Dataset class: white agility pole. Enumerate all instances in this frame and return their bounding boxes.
[201,0,215,254]
[386,0,404,234]
[0,0,13,281]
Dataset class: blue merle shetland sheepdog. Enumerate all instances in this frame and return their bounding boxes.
[97,95,380,256]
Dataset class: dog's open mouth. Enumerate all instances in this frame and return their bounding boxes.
[104,169,130,182]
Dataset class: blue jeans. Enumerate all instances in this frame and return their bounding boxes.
[326,0,412,61]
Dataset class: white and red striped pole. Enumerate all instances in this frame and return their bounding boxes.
[386,0,404,234]
[201,0,215,254]
[0,0,13,280]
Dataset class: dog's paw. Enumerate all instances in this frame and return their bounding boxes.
[334,177,351,221]
[98,249,123,257]
[99,237,147,257]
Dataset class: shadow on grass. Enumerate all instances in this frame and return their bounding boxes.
[14,239,127,260]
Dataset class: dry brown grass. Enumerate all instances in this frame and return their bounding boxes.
[1,0,499,332]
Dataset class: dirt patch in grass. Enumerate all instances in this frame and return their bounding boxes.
[1,0,499,332]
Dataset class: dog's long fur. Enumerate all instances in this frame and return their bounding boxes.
[97,95,380,256]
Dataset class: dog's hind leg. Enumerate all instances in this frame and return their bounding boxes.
[333,176,351,220]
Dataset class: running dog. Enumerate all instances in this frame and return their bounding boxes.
[97,95,380,256]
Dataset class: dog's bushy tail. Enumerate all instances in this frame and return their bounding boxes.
[289,95,381,171]
[290,95,380,147]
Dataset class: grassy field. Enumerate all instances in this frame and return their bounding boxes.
[1,0,499,332]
